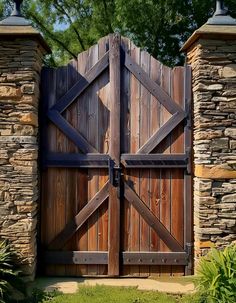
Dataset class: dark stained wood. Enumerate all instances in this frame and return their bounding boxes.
[46,153,109,168]
[44,251,108,265]
[120,37,131,276]
[48,109,98,153]
[76,48,89,276]
[124,182,184,252]
[129,40,141,276]
[97,36,109,276]
[51,52,109,113]
[137,111,186,154]
[41,35,192,277]
[48,182,109,250]
[121,154,188,168]
[171,67,185,276]
[139,50,150,277]
[44,251,188,266]
[108,33,121,276]
[124,52,184,115]
[184,65,193,275]
[123,252,188,265]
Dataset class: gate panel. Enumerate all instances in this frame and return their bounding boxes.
[40,34,192,277]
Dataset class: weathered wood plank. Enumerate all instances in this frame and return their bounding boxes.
[124,53,184,115]
[139,50,150,277]
[51,52,109,113]
[129,41,141,276]
[97,36,109,276]
[48,109,98,153]
[76,49,89,276]
[124,182,184,252]
[149,57,162,276]
[120,36,131,276]
[45,152,109,168]
[184,65,193,275]
[48,181,109,250]
[108,33,121,276]
[171,67,185,276]
[44,251,108,265]
[137,111,186,154]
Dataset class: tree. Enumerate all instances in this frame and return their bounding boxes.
[1,0,236,66]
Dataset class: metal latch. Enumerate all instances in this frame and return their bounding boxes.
[109,158,122,187]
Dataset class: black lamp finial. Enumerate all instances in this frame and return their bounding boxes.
[215,0,228,16]
[11,0,23,17]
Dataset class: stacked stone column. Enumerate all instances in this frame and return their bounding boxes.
[0,30,49,280]
[183,31,236,261]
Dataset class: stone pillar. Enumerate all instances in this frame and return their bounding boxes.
[182,17,236,262]
[0,18,50,279]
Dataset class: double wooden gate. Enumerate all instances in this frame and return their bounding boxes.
[40,34,192,276]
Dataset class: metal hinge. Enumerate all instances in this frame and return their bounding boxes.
[185,242,193,262]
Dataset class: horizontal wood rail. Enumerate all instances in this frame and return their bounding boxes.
[44,251,188,266]
[45,153,109,168]
[121,153,188,168]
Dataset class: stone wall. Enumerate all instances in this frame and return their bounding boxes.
[187,39,236,259]
[0,38,44,280]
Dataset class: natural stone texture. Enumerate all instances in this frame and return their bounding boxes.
[20,113,38,127]
[219,64,236,78]
[0,37,45,281]
[225,128,236,139]
[195,164,236,179]
[187,38,236,263]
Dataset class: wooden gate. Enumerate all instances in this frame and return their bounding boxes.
[40,34,192,277]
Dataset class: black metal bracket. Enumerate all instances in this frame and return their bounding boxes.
[185,242,193,263]
[109,158,122,187]
[186,147,191,175]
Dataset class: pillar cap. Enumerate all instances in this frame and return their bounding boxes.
[181,1,236,52]
[0,1,51,54]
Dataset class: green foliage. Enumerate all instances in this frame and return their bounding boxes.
[197,245,236,303]
[39,285,177,303]
[0,1,236,67]
[19,288,61,303]
[0,241,25,303]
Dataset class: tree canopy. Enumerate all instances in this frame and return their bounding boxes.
[1,0,236,66]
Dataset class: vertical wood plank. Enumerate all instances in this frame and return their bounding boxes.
[54,66,68,276]
[76,49,89,276]
[65,60,79,276]
[108,33,121,276]
[98,36,109,276]
[149,57,162,277]
[171,67,185,276]
[87,44,99,276]
[160,66,172,276]
[139,50,150,277]
[41,68,57,276]
[120,37,131,276]
[184,65,193,275]
[129,41,140,276]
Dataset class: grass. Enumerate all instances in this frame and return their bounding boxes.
[21,285,203,303]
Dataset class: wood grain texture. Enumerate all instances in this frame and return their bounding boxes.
[40,35,192,277]
[129,40,140,276]
[108,34,121,276]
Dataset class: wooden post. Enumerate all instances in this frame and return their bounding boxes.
[184,64,193,275]
[108,33,121,276]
